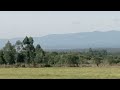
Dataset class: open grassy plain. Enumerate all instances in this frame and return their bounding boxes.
[0,66,120,79]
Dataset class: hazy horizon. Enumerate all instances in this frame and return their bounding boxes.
[1,11,120,39]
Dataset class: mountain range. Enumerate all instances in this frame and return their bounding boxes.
[0,30,120,50]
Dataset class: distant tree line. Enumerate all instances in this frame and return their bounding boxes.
[0,36,120,68]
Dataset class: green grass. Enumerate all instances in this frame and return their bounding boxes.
[0,66,120,79]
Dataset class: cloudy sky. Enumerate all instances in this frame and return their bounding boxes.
[0,11,120,39]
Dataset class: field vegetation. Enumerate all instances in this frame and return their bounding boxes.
[0,67,120,79]
[0,36,120,68]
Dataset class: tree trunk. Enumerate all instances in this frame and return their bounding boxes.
[97,64,99,67]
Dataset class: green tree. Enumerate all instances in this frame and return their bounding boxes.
[107,55,114,65]
[29,37,34,45]
[4,51,15,64]
[66,54,79,67]
[29,44,35,63]
[23,36,36,64]
[15,40,23,52]
[15,53,25,63]
[34,53,43,63]
[15,40,24,63]
[34,44,45,64]
[93,56,102,67]
[88,48,93,56]
[0,50,6,64]
[23,36,30,45]
[3,41,16,64]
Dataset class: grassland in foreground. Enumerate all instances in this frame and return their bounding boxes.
[0,66,120,79]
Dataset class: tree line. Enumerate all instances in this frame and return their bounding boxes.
[0,36,120,67]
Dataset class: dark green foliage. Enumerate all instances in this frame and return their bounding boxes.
[34,52,43,63]
[23,36,30,45]
[107,55,114,65]
[65,54,79,66]
[0,37,119,67]
[93,56,102,66]
[3,41,13,51]
[107,55,120,65]
[34,44,45,64]
[29,37,34,45]
[22,36,35,64]
[3,41,16,64]
[4,51,15,64]
[23,51,30,64]
[36,44,41,50]
[29,44,35,63]
[15,53,25,63]
[0,50,6,64]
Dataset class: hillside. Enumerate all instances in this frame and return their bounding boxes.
[0,30,120,50]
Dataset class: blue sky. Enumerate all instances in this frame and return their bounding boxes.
[0,11,120,39]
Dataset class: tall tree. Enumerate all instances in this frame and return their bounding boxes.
[22,36,35,64]
[15,40,23,53]
[29,37,34,45]
[93,56,102,67]
[3,41,15,64]
[15,40,24,63]
[29,44,35,63]
[0,50,6,64]
[34,44,45,64]
[66,54,79,67]
[35,44,45,56]
[29,37,35,63]
[23,36,30,45]
[15,53,25,63]
[3,41,13,51]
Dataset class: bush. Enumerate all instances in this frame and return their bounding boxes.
[44,64,51,67]
[21,64,25,67]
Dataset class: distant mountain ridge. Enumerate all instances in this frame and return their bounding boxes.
[0,30,120,50]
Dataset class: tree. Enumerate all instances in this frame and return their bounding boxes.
[28,37,35,63]
[14,40,25,64]
[34,53,43,63]
[36,44,41,50]
[35,44,45,56]
[107,55,114,65]
[34,44,45,64]
[15,40,24,53]
[15,52,25,63]
[29,37,34,45]
[4,51,15,64]
[22,36,36,64]
[23,36,30,45]
[0,50,6,64]
[23,50,30,64]
[3,41,15,64]
[3,41,13,51]
[88,48,93,56]
[66,54,79,67]
[29,44,35,63]
[107,55,120,65]
[93,56,102,67]
[101,50,107,56]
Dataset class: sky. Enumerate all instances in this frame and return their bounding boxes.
[0,11,120,39]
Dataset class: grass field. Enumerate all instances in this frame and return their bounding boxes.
[0,66,120,79]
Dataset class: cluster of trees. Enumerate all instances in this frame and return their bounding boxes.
[0,36,120,67]
[0,36,45,67]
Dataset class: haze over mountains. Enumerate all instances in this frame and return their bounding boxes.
[0,30,120,50]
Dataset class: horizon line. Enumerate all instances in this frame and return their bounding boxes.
[0,30,120,40]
